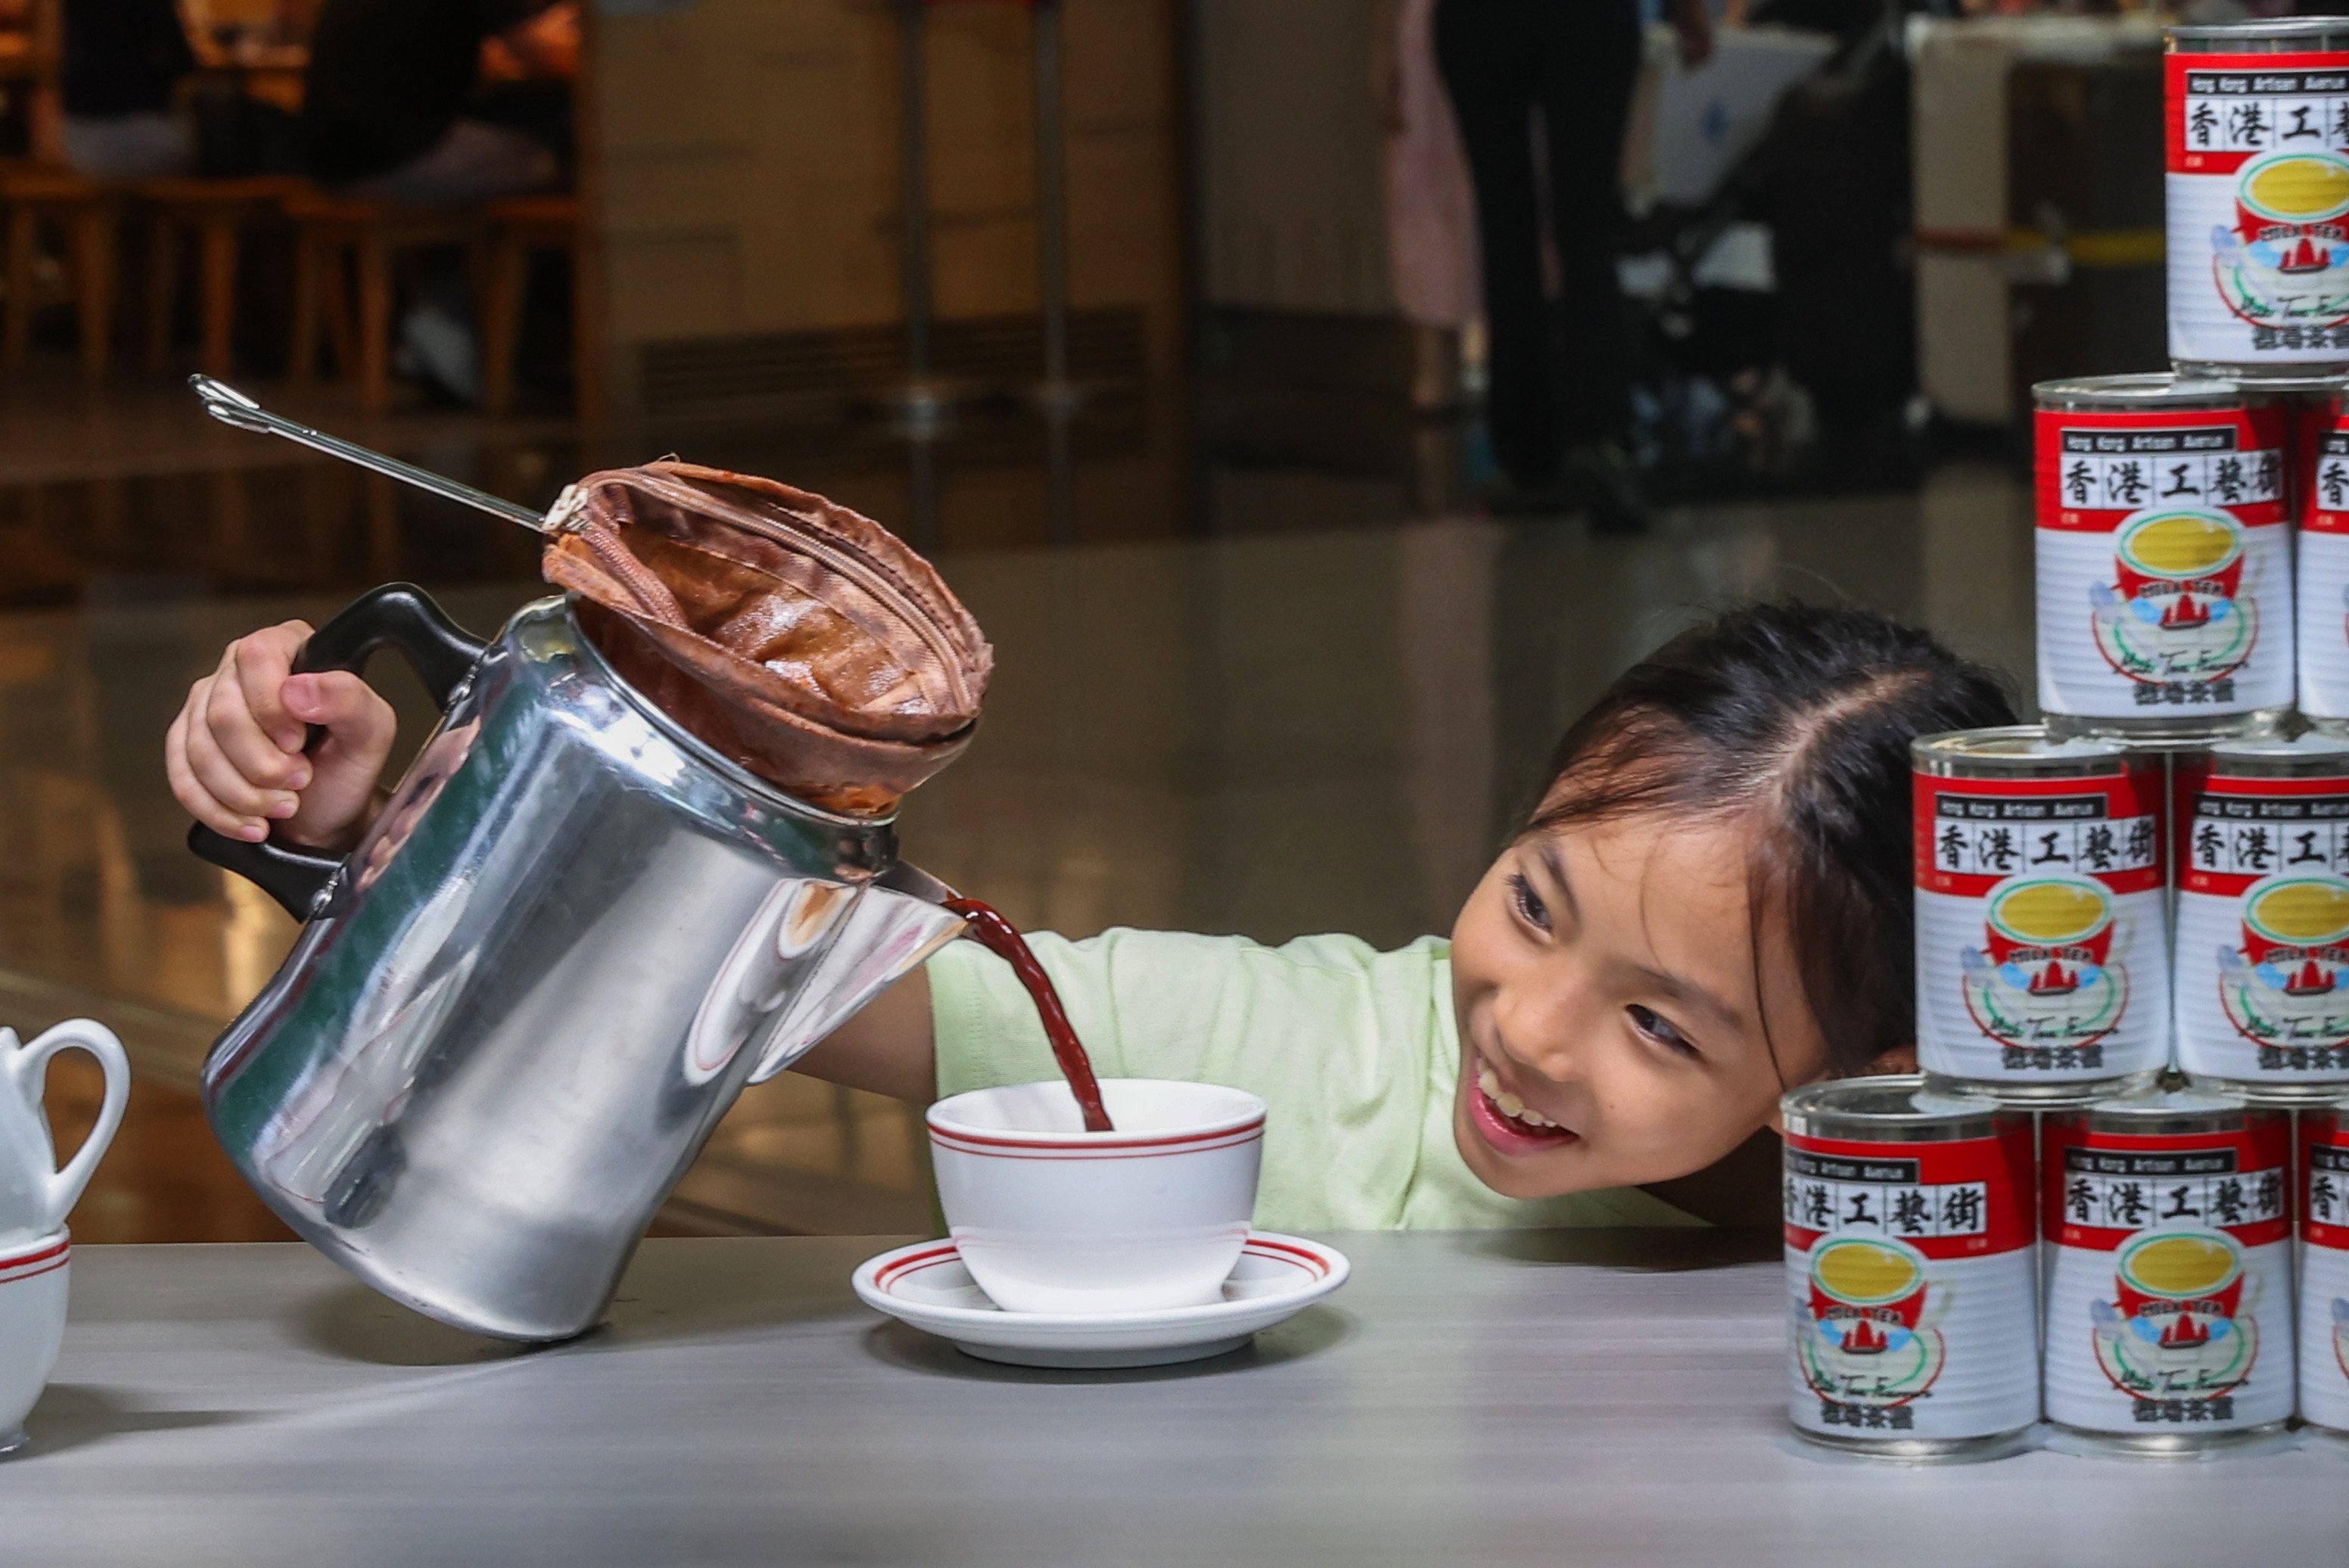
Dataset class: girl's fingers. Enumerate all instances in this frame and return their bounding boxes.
[182,692,299,823]
[166,704,264,841]
[232,622,314,754]
[205,655,310,792]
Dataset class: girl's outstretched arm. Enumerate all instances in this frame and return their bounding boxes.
[792,969,938,1103]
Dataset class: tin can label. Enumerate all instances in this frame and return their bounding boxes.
[2176,768,2349,1083]
[2043,1116,2293,1433]
[2301,1120,2349,1430]
[2303,420,2349,717]
[2035,404,2292,718]
[2292,1112,2349,1436]
[1784,1124,2038,1441]
[2167,54,2349,367]
[1915,767,2169,1083]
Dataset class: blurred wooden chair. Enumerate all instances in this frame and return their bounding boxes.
[1,163,121,378]
[480,193,601,422]
[136,175,306,378]
[283,188,481,413]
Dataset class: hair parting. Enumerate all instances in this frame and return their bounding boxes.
[1520,603,2018,1079]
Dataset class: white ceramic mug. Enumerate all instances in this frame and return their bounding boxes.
[928,1079,1266,1314]
[0,1022,129,1244]
[0,1230,69,1454]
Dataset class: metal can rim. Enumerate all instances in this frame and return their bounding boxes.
[2032,373,2245,413]
[2169,18,2349,47]
[2055,1085,2280,1137]
[1781,1075,2011,1143]
[1912,725,2130,779]
[2204,733,2349,777]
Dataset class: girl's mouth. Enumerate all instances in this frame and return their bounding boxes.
[1469,1064,1579,1157]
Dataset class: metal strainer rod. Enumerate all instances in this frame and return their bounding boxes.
[188,375,552,534]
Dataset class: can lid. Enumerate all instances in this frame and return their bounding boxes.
[2209,732,2349,776]
[1912,725,2128,778]
[2169,17,2349,45]
[2032,372,2244,412]
[1781,1075,2010,1143]
[2071,1085,2274,1136]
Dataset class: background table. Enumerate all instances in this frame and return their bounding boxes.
[0,1231,2340,1565]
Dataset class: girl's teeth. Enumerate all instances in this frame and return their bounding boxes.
[1478,1063,1561,1131]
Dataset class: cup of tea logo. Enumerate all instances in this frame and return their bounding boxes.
[1964,874,2124,1046]
[2215,148,2349,332]
[2089,510,2254,686]
[1798,1236,1943,1405]
[2093,1230,2254,1402]
[2219,873,2349,1050]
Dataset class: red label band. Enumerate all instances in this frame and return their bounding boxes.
[1784,1128,2035,1258]
[2043,1119,2293,1249]
[2167,51,2349,173]
[1914,770,2167,898]
[2034,406,2288,531]
[2310,408,2349,532]
[2176,770,2349,894]
[2303,1110,2349,1246]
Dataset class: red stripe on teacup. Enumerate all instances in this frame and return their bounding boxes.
[0,1236,69,1285]
[927,1118,1265,1156]
[928,1127,1264,1162]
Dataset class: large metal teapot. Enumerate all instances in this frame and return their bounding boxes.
[191,585,966,1341]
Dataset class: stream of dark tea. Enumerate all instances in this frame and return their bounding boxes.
[944,898,1115,1133]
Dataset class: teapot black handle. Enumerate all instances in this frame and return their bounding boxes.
[188,583,489,919]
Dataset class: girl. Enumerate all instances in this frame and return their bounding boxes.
[166,602,2015,1232]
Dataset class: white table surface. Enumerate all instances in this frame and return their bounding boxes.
[0,1230,2341,1566]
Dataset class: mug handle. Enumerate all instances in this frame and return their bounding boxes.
[11,1020,131,1234]
[186,583,488,919]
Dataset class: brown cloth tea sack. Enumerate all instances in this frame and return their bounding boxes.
[543,462,993,817]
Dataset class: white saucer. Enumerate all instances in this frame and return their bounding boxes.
[852,1232,1350,1368]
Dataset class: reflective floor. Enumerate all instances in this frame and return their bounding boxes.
[0,355,2039,1240]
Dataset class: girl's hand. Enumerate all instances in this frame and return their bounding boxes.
[165,622,397,851]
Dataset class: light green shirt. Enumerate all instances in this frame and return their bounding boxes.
[928,929,1699,1234]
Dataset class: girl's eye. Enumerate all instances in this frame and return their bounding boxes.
[1507,873,1551,932]
[1629,1004,1698,1059]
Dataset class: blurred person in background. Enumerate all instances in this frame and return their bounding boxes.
[302,0,575,203]
[302,0,577,402]
[1436,0,1711,529]
[58,0,198,178]
[1377,0,1481,416]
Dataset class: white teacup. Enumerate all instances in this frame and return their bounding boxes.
[928,1078,1266,1314]
[0,1230,69,1454]
[0,1022,129,1245]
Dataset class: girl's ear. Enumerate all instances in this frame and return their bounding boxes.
[1767,1044,1918,1134]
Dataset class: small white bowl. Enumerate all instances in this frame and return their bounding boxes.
[0,1230,68,1454]
[927,1079,1266,1314]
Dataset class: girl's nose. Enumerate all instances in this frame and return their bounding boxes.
[1493,982,1584,1083]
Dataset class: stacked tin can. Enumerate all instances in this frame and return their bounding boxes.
[1912,729,2167,1101]
[1781,1078,2040,1461]
[2299,1099,2349,1439]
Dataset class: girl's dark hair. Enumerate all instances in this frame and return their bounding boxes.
[1523,602,2017,1081]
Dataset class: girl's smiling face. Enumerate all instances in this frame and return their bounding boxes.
[1448,810,1832,1199]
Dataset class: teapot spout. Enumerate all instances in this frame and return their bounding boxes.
[745,864,966,1083]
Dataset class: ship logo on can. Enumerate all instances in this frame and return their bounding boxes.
[1961,874,2124,1046]
[2088,510,2255,684]
[2213,150,2349,331]
[2217,873,2349,1050]
[2089,1230,2257,1404]
[1796,1236,1946,1407]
